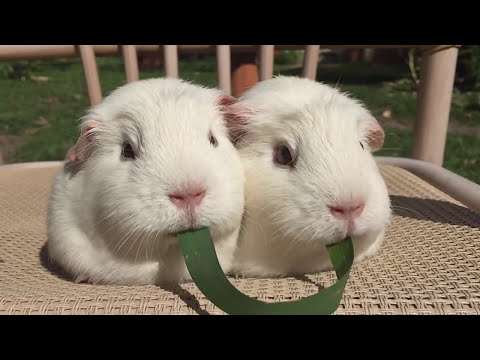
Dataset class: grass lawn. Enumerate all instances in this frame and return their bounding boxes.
[0,55,479,184]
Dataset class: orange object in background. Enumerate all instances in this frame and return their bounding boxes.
[232,63,258,98]
[231,52,259,98]
[139,54,163,71]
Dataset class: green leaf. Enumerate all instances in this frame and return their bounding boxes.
[178,227,353,315]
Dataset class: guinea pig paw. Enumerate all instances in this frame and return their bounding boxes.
[73,274,92,284]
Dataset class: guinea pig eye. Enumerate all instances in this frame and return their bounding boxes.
[274,142,296,168]
[121,141,136,160]
[209,130,218,147]
[360,141,365,150]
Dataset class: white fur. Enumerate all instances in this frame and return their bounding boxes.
[231,76,392,277]
[47,78,245,285]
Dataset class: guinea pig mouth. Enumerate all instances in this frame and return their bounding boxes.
[168,222,205,237]
[168,227,203,237]
[166,209,214,236]
[325,228,350,245]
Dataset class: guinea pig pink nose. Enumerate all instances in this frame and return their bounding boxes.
[329,202,365,220]
[169,187,206,209]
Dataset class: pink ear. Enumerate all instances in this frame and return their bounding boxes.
[365,121,385,152]
[217,95,238,108]
[66,120,100,163]
[65,146,78,162]
[217,95,253,145]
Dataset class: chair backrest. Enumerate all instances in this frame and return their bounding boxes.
[79,45,322,106]
[0,44,459,167]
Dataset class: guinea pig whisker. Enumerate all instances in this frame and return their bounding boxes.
[391,205,424,218]
[150,230,162,261]
[146,231,156,258]
[123,233,140,262]
[146,233,153,262]
[125,228,147,262]
[292,222,317,244]
[155,230,161,255]
[271,221,313,248]
[111,227,136,255]
[241,214,269,240]
[145,230,155,261]
[270,223,295,244]
[239,221,247,233]
[279,223,317,256]
[244,204,268,213]
[243,208,264,220]
[271,224,289,241]
[335,74,342,89]
[112,225,140,255]
[104,215,137,250]
[135,230,148,265]
[241,208,265,221]
[102,213,136,236]
[238,218,250,233]
[270,225,285,238]
[270,213,294,232]
[95,209,122,227]
[139,230,150,264]
[308,228,321,244]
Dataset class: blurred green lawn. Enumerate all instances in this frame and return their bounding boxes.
[0,56,478,183]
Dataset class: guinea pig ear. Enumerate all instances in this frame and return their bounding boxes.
[217,95,254,145]
[65,119,101,163]
[362,117,385,152]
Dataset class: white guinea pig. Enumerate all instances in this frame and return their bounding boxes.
[230,76,392,278]
[47,78,245,285]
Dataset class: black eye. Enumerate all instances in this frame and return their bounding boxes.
[360,141,364,150]
[274,143,295,167]
[209,131,218,147]
[121,142,136,159]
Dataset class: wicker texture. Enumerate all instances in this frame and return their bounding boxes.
[1,164,479,315]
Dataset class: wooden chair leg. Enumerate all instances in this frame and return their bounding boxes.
[121,45,139,83]
[303,45,320,80]
[216,45,232,95]
[163,45,179,78]
[77,45,102,106]
[412,47,459,166]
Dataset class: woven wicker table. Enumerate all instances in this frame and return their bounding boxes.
[1,162,479,315]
